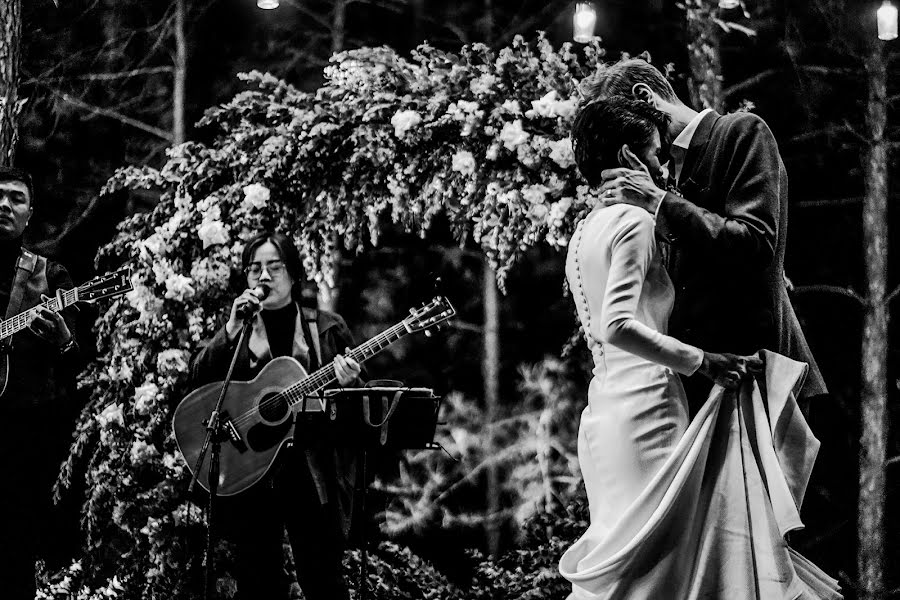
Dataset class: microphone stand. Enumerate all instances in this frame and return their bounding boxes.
[188,317,254,600]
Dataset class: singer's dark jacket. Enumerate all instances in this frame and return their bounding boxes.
[189,304,360,536]
[656,110,825,398]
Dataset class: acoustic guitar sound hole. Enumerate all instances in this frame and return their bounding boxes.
[257,392,290,423]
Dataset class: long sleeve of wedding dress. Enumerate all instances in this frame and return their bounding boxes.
[576,205,703,376]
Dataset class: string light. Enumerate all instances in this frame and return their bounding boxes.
[257,0,279,9]
[877,0,898,40]
[573,3,598,43]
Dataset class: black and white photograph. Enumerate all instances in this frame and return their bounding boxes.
[0,0,896,599]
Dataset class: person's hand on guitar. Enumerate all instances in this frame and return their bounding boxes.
[30,294,73,348]
[334,348,361,386]
[225,288,264,340]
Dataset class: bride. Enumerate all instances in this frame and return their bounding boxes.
[558,97,841,600]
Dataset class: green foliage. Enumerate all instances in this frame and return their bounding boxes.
[46,35,609,598]
[466,500,589,600]
[378,357,583,539]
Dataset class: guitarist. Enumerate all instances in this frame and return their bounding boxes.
[189,231,361,600]
[0,167,84,599]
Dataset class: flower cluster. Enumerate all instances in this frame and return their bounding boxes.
[51,34,607,599]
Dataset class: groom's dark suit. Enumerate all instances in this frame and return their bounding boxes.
[656,110,825,400]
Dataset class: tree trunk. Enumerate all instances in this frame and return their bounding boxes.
[482,263,501,555]
[317,1,347,312]
[410,0,424,46]
[0,0,21,165]
[173,0,187,145]
[331,0,346,56]
[685,0,724,112]
[857,38,888,600]
[482,0,494,47]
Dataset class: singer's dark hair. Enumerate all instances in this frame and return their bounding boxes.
[241,231,305,297]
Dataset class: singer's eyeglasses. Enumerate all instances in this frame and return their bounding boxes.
[245,260,286,279]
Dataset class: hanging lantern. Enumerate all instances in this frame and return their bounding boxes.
[257,0,279,9]
[718,0,740,9]
[877,0,898,40]
[573,3,598,43]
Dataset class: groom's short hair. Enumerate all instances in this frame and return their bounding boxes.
[581,58,678,105]
[571,96,670,186]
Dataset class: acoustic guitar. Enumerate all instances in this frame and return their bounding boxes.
[173,295,455,496]
[0,267,133,397]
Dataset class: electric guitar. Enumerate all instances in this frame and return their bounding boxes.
[173,295,456,496]
[0,267,133,397]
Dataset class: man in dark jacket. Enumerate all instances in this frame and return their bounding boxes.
[583,59,825,405]
[0,167,83,599]
[190,231,361,600]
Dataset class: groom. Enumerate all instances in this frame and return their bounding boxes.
[582,58,825,405]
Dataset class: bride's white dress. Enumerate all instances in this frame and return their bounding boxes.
[559,204,841,600]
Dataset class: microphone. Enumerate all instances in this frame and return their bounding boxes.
[249,286,270,301]
[237,286,270,320]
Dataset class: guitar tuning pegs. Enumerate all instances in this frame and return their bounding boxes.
[424,329,433,338]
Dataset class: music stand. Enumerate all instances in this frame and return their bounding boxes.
[323,384,442,600]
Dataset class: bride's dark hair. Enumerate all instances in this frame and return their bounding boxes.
[571,96,670,186]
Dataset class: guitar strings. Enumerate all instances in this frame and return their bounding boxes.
[0,289,78,340]
[225,321,409,430]
[225,323,404,429]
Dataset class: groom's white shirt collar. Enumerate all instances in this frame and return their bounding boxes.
[671,108,713,183]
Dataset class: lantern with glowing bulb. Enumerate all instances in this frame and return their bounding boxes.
[257,0,279,9]
[878,0,898,40]
[573,3,598,43]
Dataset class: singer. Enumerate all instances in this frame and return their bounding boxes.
[189,231,361,600]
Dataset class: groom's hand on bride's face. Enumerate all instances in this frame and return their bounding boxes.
[599,145,667,214]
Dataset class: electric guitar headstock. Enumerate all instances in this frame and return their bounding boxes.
[74,267,133,303]
[404,296,456,337]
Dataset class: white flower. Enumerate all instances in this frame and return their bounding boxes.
[529,203,550,221]
[157,349,189,376]
[469,73,498,97]
[163,273,195,302]
[526,91,579,120]
[162,452,185,476]
[133,381,159,416]
[522,184,550,205]
[242,183,271,210]
[548,197,574,225]
[554,96,579,119]
[499,119,529,151]
[137,233,164,259]
[485,144,500,161]
[96,403,124,428]
[527,90,559,118]
[130,439,159,466]
[190,256,232,292]
[447,101,483,136]
[451,150,476,176]
[174,192,192,214]
[197,220,229,249]
[127,283,162,319]
[548,138,575,169]
[501,99,522,114]
[390,109,422,138]
[157,212,184,242]
[196,194,219,214]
